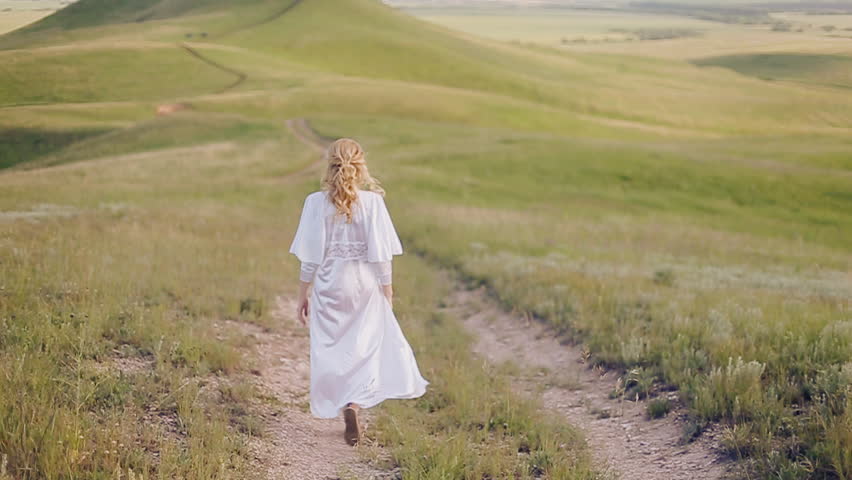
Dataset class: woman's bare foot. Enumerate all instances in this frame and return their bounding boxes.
[343,403,361,446]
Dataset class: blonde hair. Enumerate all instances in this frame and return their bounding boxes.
[321,138,384,222]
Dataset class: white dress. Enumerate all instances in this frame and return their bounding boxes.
[289,189,429,419]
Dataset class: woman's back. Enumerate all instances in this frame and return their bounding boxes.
[289,138,426,443]
[292,189,402,266]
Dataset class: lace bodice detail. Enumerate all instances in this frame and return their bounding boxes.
[326,241,368,260]
[291,190,403,285]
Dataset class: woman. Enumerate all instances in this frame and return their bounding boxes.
[289,138,428,446]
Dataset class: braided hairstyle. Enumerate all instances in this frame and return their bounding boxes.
[321,138,384,222]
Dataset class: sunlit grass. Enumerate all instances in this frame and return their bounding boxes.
[374,256,599,480]
[310,114,851,478]
[0,47,237,106]
[0,121,308,478]
[0,109,602,478]
[1,0,850,477]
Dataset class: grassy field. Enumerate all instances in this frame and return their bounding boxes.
[772,12,852,30]
[1,0,851,478]
[0,0,69,34]
[399,7,730,45]
[310,115,850,478]
[372,256,598,479]
[403,5,852,59]
[0,112,599,479]
[693,53,852,89]
[0,11,51,35]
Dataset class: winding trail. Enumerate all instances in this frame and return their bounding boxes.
[242,298,392,480]
[448,288,732,479]
[179,43,247,94]
[238,122,391,479]
[286,118,333,153]
[279,118,333,180]
[285,119,733,480]
[177,0,306,94]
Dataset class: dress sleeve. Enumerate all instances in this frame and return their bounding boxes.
[366,194,403,263]
[374,261,393,286]
[289,194,326,264]
[300,262,319,283]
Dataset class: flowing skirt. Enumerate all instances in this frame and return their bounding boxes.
[308,258,428,419]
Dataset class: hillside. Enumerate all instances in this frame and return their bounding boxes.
[10,0,264,32]
[1,0,851,478]
[5,0,852,135]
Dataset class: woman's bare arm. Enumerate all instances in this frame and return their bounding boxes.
[382,284,393,307]
[296,262,318,327]
[376,261,394,306]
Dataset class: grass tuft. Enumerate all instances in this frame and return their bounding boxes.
[646,398,672,419]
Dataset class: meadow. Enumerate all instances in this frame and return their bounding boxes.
[403,4,852,59]
[0,1,67,34]
[1,0,851,478]
[398,7,729,46]
[0,115,598,479]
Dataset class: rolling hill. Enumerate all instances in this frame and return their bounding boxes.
[5,0,852,135]
[7,0,270,33]
[1,0,851,478]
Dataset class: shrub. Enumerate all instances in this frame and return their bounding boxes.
[653,268,675,286]
[693,357,766,421]
[647,398,672,419]
[720,423,757,458]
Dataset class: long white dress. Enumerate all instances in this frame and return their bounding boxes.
[289,189,429,419]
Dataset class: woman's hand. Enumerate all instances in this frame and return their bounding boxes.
[382,284,394,308]
[296,296,309,327]
[296,282,311,327]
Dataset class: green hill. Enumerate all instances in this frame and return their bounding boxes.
[1,0,851,478]
[12,0,264,32]
[4,0,851,135]
[215,0,852,136]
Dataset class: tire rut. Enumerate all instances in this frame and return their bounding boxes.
[448,287,733,480]
[240,297,393,480]
[281,115,734,480]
